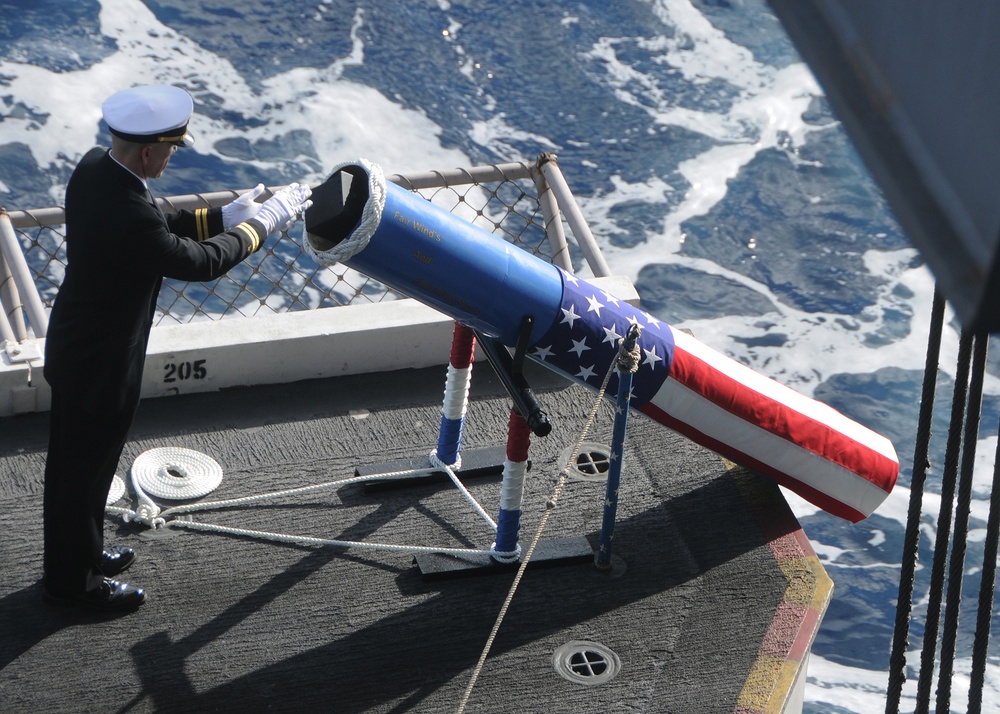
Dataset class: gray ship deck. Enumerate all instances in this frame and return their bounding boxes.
[0,363,828,713]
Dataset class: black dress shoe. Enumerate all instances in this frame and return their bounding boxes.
[97,545,136,577]
[44,578,145,611]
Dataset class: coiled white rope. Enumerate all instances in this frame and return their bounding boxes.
[105,474,126,505]
[131,446,223,500]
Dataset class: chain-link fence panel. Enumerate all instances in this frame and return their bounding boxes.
[5,159,573,331]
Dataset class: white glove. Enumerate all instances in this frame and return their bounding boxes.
[222,183,266,229]
[254,183,313,236]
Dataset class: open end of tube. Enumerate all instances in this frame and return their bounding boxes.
[302,159,385,267]
[304,165,371,251]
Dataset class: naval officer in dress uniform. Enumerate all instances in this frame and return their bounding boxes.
[42,84,312,611]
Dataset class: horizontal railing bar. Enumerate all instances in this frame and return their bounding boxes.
[386,162,535,190]
[5,161,538,229]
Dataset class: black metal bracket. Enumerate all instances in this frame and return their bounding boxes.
[475,316,552,437]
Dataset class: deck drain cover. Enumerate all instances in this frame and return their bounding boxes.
[561,442,612,482]
[553,641,621,686]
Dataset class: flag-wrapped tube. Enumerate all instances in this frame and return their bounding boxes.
[304,160,898,522]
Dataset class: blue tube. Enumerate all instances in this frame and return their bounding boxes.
[304,160,899,523]
[435,414,464,467]
[346,183,564,347]
[493,507,522,558]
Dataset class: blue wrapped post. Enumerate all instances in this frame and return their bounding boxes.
[595,324,641,570]
[435,322,477,467]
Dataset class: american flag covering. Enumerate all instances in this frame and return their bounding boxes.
[533,269,898,523]
[532,269,675,403]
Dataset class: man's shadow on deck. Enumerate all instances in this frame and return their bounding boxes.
[0,581,139,673]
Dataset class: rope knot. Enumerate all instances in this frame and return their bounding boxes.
[135,503,161,521]
[615,324,642,374]
[428,449,462,471]
[490,543,522,564]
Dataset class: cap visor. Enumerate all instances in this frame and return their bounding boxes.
[177,130,195,148]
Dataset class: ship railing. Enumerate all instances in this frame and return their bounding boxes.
[0,152,609,347]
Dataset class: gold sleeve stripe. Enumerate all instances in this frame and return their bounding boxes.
[195,208,210,242]
[232,223,259,253]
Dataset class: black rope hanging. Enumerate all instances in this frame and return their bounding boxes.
[969,410,1000,713]
[936,332,989,712]
[886,289,1000,713]
[915,328,974,713]
[885,287,945,713]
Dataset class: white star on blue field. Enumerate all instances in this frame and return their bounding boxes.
[531,270,674,404]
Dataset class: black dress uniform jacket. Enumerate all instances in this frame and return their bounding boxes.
[42,146,267,597]
[44,147,265,411]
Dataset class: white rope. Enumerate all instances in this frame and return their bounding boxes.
[109,447,518,559]
[164,519,513,558]
[157,467,426,520]
[105,474,126,505]
[303,158,385,266]
[131,446,223,500]
[429,449,497,532]
[117,464,427,527]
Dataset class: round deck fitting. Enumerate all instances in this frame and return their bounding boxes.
[553,641,621,686]
[561,442,612,482]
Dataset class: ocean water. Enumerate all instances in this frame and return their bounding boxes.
[2,0,999,711]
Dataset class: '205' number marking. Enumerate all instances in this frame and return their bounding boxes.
[164,359,207,383]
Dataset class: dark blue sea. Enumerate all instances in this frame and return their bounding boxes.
[2,0,998,710]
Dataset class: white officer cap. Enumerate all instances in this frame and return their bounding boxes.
[102,85,196,147]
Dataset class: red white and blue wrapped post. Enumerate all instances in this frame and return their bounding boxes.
[491,408,531,563]
[435,322,477,467]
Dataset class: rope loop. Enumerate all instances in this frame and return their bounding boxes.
[131,446,224,500]
[429,448,462,472]
[490,543,522,564]
[134,503,161,523]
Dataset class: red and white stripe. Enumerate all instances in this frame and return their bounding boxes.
[639,327,898,522]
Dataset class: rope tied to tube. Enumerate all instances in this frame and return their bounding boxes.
[615,324,642,374]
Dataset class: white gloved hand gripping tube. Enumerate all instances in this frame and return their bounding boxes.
[254,183,314,236]
[222,183,266,229]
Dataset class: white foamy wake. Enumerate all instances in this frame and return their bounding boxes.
[561,3,1000,711]
[0,0,974,397]
[561,0,994,405]
[807,652,1000,714]
[0,0,471,203]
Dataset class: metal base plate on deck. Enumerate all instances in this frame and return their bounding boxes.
[359,445,526,491]
[415,536,594,580]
